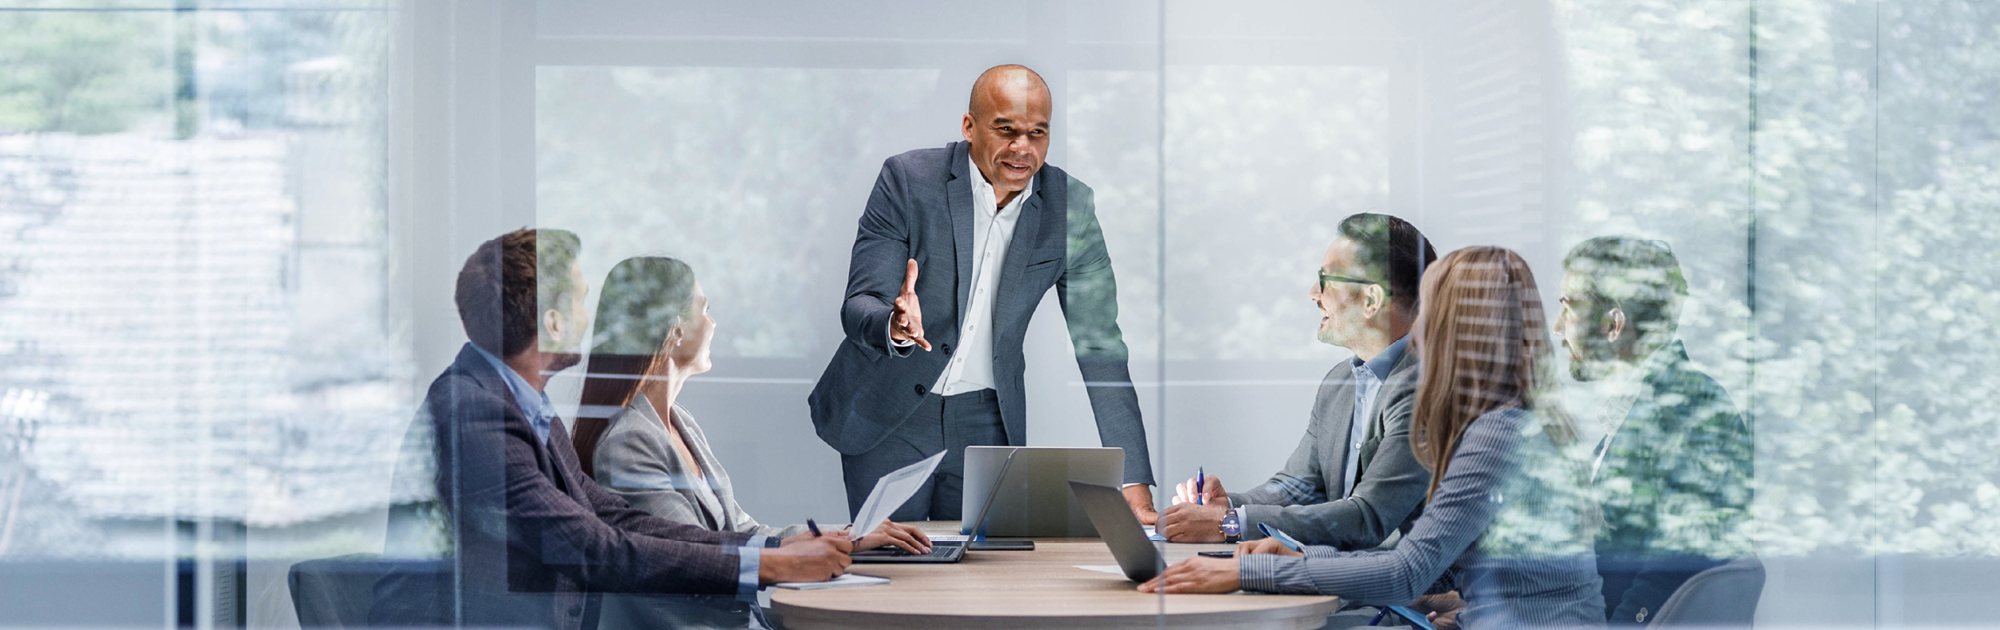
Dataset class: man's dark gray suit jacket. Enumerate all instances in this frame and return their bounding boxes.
[1231,349,1430,550]
[809,141,1153,486]
[371,344,759,630]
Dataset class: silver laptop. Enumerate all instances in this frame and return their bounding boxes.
[1068,480,1164,582]
[960,446,1122,537]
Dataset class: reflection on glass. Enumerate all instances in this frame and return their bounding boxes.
[0,1,1995,627]
[1558,237,1753,625]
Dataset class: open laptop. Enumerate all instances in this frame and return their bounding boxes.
[961,446,1122,537]
[852,449,1024,563]
[1067,480,1164,582]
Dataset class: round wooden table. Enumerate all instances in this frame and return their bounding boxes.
[769,522,1342,630]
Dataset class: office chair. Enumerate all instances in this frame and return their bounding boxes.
[1647,557,1765,628]
[288,553,389,628]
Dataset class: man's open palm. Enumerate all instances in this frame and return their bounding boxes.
[891,259,932,351]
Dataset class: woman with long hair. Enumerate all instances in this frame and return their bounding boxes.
[1141,247,1604,628]
[572,256,929,629]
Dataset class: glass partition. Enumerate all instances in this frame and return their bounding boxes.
[1,1,1995,628]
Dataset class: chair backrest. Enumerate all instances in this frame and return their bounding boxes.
[289,553,389,628]
[1647,557,1765,628]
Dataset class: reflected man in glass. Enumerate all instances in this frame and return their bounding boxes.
[810,64,1157,522]
[371,229,851,630]
[1556,237,1753,626]
[1159,214,1436,553]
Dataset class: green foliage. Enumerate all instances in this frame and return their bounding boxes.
[1562,0,2000,555]
[0,10,168,134]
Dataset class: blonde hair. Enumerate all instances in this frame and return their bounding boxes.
[1409,247,1575,500]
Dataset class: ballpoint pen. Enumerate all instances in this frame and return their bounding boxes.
[806,518,823,537]
[1195,467,1205,506]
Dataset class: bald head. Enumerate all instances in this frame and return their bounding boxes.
[968,64,1051,115]
[961,64,1053,204]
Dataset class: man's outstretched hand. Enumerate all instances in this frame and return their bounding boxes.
[1124,484,1159,526]
[891,259,931,351]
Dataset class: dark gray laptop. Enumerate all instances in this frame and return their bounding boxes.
[1067,480,1164,582]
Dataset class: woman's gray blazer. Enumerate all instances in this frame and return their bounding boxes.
[593,395,809,540]
[1239,406,1606,629]
[590,396,809,630]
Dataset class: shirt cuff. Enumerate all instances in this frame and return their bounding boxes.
[736,540,765,601]
[1238,553,1283,593]
[887,320,914,347]
[1120,483,1147,489]
[1238,554,1314,595]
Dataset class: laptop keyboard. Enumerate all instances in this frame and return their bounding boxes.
[857,541,962,558]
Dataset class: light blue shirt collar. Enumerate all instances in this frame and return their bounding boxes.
[1357,335,1410,382]
[469,343,557,445]
[1341,334,1410,498]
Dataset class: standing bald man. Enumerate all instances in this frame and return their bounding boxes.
[810,65,1158,523]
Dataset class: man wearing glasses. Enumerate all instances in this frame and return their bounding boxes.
[1159,213,1437,557]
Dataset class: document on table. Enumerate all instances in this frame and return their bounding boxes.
[847,451,945,541]
[1142,527,1166,542]
[774,574,890,590]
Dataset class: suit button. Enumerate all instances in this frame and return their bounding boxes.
[941,342,952,354]
[914,384,927,396]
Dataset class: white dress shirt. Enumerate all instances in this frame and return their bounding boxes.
[1589,346,1671,482]
[893,156,1032,396]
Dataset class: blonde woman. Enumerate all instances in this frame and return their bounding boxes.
[1142,247,1604,629]
[573,256,929,630]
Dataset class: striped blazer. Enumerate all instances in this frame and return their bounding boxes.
[1240,406,1605,629]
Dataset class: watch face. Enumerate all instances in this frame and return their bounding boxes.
[1221,512,1242,536]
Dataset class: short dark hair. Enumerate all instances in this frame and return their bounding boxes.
[1337,213,1437,312]
[455,228,582,358]
[1562,236,1687,346]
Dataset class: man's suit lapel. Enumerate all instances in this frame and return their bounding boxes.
[948,143,976,315]
[1355,350,1417,475]
[992,176,1045,329]
[454,345,575,498]
[544,418,590,503]
[1324,367,1359,491]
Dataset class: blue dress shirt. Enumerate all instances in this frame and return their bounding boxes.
[1342,335,1409,497]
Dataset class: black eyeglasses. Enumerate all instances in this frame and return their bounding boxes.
[1317,271,1391,295]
